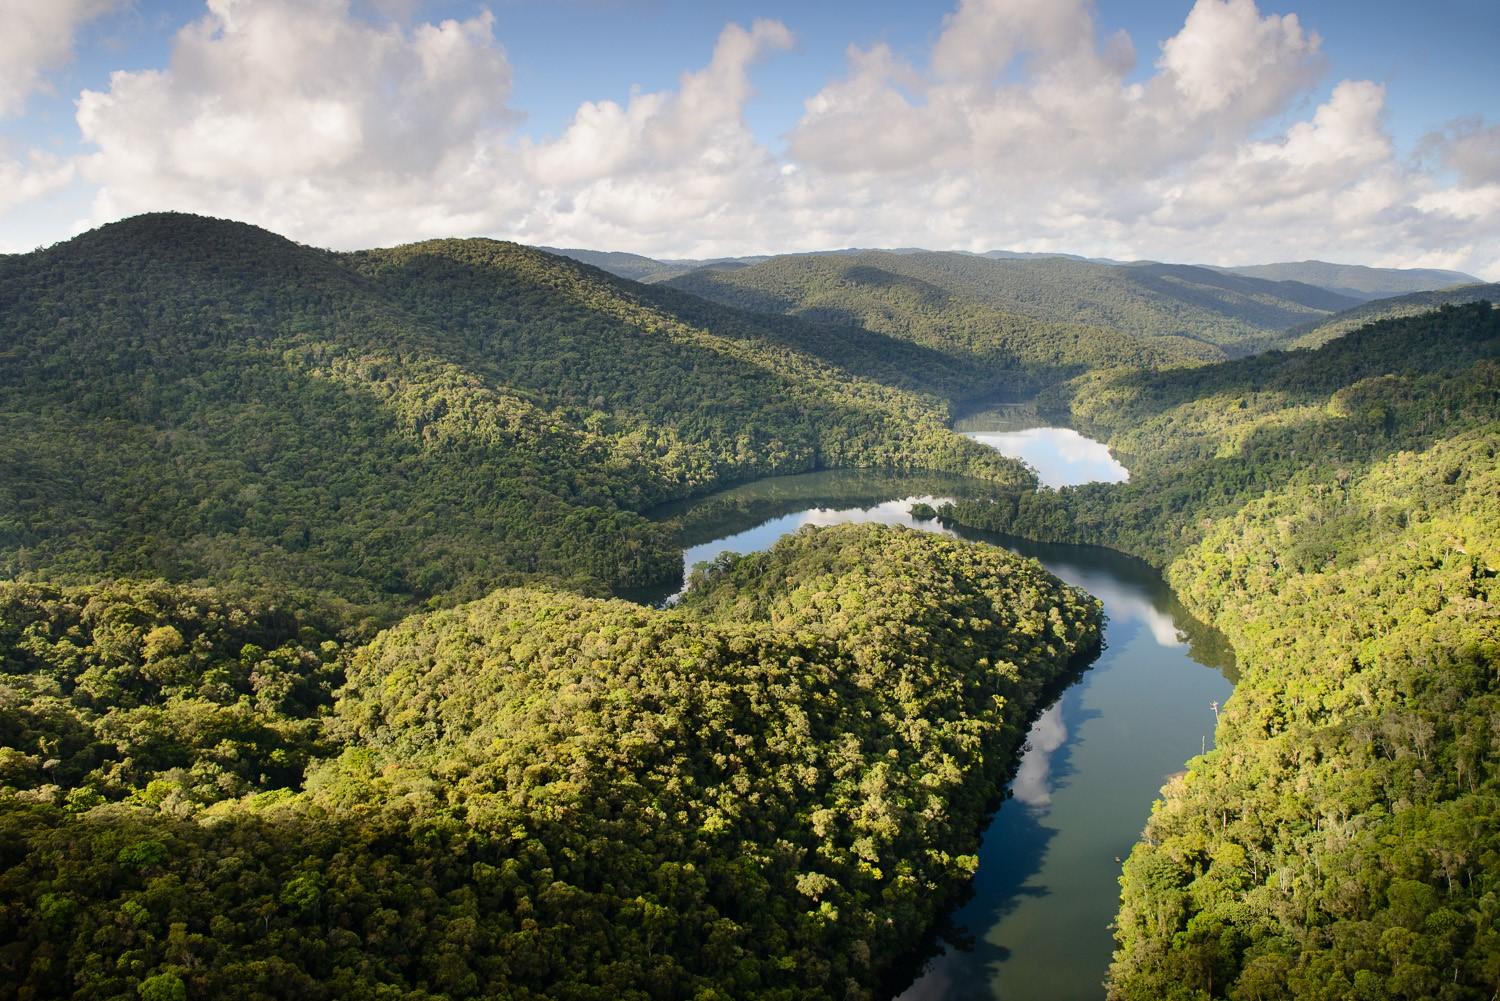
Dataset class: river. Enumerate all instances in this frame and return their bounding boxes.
[633,429,1234,999]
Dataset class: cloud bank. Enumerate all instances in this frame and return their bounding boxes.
[9,0,1500,275]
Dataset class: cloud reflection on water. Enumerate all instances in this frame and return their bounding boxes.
[965,427,1128,488]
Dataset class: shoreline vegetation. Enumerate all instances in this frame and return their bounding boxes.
[939,303,1500,998]
[0,526,1101,1000]
[1,212,1495,999]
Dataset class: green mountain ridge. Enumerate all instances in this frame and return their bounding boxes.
[663,250,1363,358]
[548,244,1474,304]
[0,212,1027,619]
[1219,259,1482,301]
[1288,282,1500,348]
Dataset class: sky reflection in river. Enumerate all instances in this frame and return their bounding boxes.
[644,454,1228,1000]
[964,427,1129,488]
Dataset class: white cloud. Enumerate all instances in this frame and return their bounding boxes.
[10,0,1496,278]
[1157,0,1321,120]
[522,20,791,209]
[776,0,1496,275]
[75,0,521,247]
[0,0,121,116]
[0,149,75,215]
[1424,117,1500,187]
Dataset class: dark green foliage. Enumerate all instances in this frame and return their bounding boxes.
[0,525,1100,1000]
[0,214,1025,618]
[939,303,1500,998]
[0,580,341,812]
[1289,285,1500,348]
[665,250,1361,364]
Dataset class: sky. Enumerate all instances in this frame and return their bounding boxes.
[2,0,1499,277]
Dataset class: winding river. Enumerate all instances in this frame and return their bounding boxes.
[634,429,1233,1000]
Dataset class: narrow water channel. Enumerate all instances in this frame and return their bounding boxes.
[635,428,1233,999]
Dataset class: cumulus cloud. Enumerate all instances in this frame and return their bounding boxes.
[518,20,793,246]
[0,149,76,215]
[779,0,1494,273]
[22,0,1500,276]
[1424,118,1500,187]
[76,0,523,247]
[1157,0,1322,120]
[0,0,122,116]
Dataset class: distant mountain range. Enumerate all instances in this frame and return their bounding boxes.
[547,246,1482,303]
[1288,281,1500,348]
[1214,260,1481,301]
[657,249,1365,357]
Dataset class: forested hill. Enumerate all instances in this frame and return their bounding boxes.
[537,246,765,283]
[1288,283,1500,348]
[664,250,1361,358]
[941,302,1500,998]
[0,213,1028,618]
[949,303,1500,563]
[0,524,1101,1000]
[1219,260,1481,300]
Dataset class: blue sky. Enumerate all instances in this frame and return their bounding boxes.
[3,0,1499,274]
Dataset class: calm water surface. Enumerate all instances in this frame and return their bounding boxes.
[963,426,1129,487]
[634,428,1231,1000]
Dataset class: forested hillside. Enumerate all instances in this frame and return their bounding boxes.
[1289,284,1500,348]
[665,250,1360,358]
[539,247,762,284]
[941,303,1500,998]
[1220,260,1480,301]
[5,210,1495,1000]
[0,525,1100,1000]
[0,213,1026,619]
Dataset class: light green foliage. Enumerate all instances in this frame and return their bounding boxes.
[665,251,1358,369]
[1110,432,1500,1000]
[0,525,1100,999]
[941,303,1500,998]
[0,214,1026,619]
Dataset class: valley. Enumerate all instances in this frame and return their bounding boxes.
[627,461,1233,1000]
[0,213,1495,1001]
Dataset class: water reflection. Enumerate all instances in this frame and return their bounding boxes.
[653,496,958,603]
[627,467,1235,999]
[899,523,1232,1000]
[964,427,1129,488]
[1010,703,1067,809]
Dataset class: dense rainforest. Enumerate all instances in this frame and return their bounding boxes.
[1288,282,1500,349]
[0,526,1100,1000]
[663,250,1362,359]
[0,214,1029,620]
[0,213,1121,1000]
[2,210,1496,1001]
[942,302,1500,998]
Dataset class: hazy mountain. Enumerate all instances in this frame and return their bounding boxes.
[980,249,1123,264]
[538,246,766,282]
[0,213,1031,612]
[1218,259,1481,300]
[665,249,1361,356]
[1284,282,1500,347]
